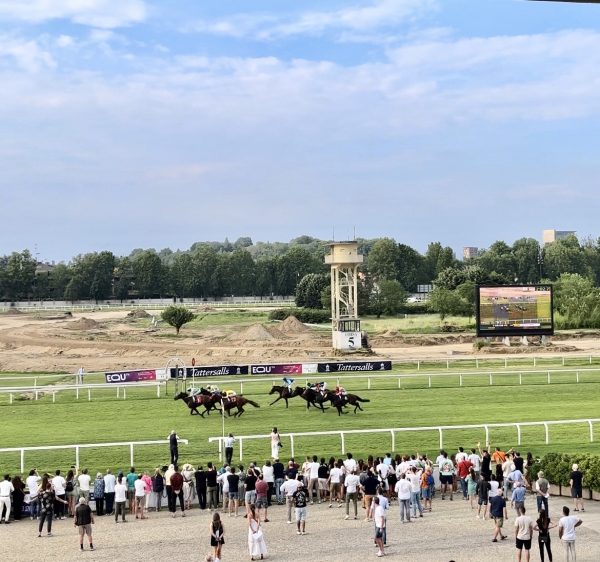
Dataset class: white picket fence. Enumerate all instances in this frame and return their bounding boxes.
[0,439,189,474]
[208,418,600,461]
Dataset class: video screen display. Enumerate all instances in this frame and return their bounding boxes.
[476,285,554,337]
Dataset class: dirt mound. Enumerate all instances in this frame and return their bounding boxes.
[477,343,580,354]
[278,315,311,334]
[127,310,151,319]
[3,308,23,315]
[227,323,285,342]
[64,317,100,331]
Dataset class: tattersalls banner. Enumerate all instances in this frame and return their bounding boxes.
[169,365,249,378]
[317,361,392,373]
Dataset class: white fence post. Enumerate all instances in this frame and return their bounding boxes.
[589,420,594,443]
[544,423,549,444]
[459,375,463,387]
[88,388,91,401]
[516,424,521,446]
[438,428,443,449]
[398,378,401,389]
[75,446,80,469]
[390,430,395,452]
[489,373,493,386]
[130,443,134,466]
[484,425,489,447]
[547,371,550,384]
[290,435,295,458]
[428,376,432,388]
[239,438,243,461]
[20,449,25,473]
[367,378,371,390]
[576,372,579,383]
[340,432,345,455]
[519,373,522,385]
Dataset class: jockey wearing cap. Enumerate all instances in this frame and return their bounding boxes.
[282,377,294,389]
[223,389,237,398]
[187,387,202,397]
[317,381,328,397]
[335,385,347,400]
[207,384,221,395]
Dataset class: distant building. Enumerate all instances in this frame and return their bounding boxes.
[542,229,576,245]
[463,247,479,260]
[35,262,56,275]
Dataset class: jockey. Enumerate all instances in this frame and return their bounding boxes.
[282,377,294,389]
[335,385,347,397]
[207,384,220,395]
[187,387,202,397]
[317,381,328,396]
[224,389,237,397]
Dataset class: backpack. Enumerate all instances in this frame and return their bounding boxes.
[65,480,74,493]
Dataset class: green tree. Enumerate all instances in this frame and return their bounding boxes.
[132,250,164,298]
[114,258,134,301]
[296,273,329,309]
[370,279,406,318]
[435,267,466,290]
[4,250,37,299]
[554,273,597,319]
[161,305,196,335]
[425,242,455,280]
[512,238,541,284]
[428,287,464,321]
[397,243,427,292]
[229,250,256,296]
[544,236,587,280]
[367,238,399,281]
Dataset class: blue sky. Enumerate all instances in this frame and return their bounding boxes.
[1,0,600,261]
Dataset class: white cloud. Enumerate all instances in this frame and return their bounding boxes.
[188,0,435,40]
[0,0,147,29]
[0,36,55,71]
[56,34,74,47]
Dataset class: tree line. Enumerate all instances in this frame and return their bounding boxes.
[2,234,600,323]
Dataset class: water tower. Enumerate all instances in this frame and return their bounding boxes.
[325,241,363,351]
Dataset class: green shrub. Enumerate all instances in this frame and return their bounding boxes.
[268,308,330,324]
[539,452,600,491]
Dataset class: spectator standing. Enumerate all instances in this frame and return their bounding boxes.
[206,463,219,511]
[227,466,240,517]
[74,497,95,551]
[466,469,477,510]
[534,508,555,562]
[210,512,225,562]
[362,469,379,521]
[476,474,490,519]
[182,464,196,511]
[308,456,320,504]
[77,366,85,385]
[114,475,127,523]
[273,459,285,505]
[292,479,308,535]
[270,427,281,460]
[11,476,25,521]
[511,481,527,516]
[492,447,506,484]
[170,466,185,518]
[344,468,360,520]
[514,506,534,562]
[224,433,235,466]
[262,461,274,507]
[535,471,550,514]
[93,473,105,516]
[439,453,455,501]
[570,464,584,512]
[408,467,423,518]
[373,496,386,558]
[255,474,269,522]
[26,469,41,521]
[0,474,14,523]
[457,456,473,500]
[194,465,206,510]
[395,473,412,523]
[244,468,258,517]
[126,467,137,515]
[168,430,180,466]
[343,453,358,475]
[558,505,583,562]
[489,489,508,542]
[38,482,67,536]
[468,448,482,478]
[51,470,67,519]
[420,468,433,512]
[248,503,267,560]
[104,469,116,515]
[280,474,299,524]
[328,462,343,507]
[78,469,91,502]
[134,473,147,519]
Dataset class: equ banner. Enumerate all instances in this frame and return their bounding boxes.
[105,369,157,383]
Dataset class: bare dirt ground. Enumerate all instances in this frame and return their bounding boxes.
[2,310,600,373]
[2,494,599,561]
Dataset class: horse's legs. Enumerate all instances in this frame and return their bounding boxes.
[237,407,245,417]
[269,396,282,406]
[284,398,288,409]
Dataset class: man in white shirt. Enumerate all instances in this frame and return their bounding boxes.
[224,433,235,465]
[407,467,423,518]
[26,469,41,520]
[376,461,390,491]
[104,469,116,515]
[308,456,320,504]
[0,474,14,523]
[456,447,468,464]
[343,453,357,475]
[261,461,275,507]
[52,470,67,519]
[373,496,386,558]
[134,474,147,519]
[78,469,91,502]
[217,467,231,512]
[280,476,300,524]
[344,469,360,520]
[114,475,128,523]
[559,505,583,562]
[395,473,412,523]
[514,506,534,562]
[327,462,343,506]
[468,448,482,476]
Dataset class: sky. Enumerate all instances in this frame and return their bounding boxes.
[2,0,600,262]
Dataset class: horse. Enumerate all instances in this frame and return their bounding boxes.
[268,385,303,408]
[220,395,261,418]
[328,391,370,415]
[174,392,220,417]
[300,387,330,412]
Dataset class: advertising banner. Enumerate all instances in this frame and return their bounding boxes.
[169,365,249,379]
[250,363,303,375]
[105,369,157,383]
[317,361,392,373]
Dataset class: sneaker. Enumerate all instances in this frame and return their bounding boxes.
[377,552,384,557]
[301,531,306,535]
[501,535,507,540]
[329,504,333,508]
[181,513,186,517]
[344,515,350,520]
[90,545,94,551]
[297,530,301,535]
[47,533,52,537]
[264,519,269,522]
[287,520,292,524]
[492,539,498,543]
[338,503,342,508]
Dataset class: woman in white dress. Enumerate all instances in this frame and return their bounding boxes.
[247,503,267,560]
[270,427,280,460]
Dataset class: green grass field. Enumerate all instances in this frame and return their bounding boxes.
[1,364,600,476]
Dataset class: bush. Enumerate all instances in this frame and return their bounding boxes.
[161,305,196,335]
[268,308,330,324]
[539,452,600,491]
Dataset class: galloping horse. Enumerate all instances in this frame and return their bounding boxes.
[328,391,370,415]
[220,395,261,417]
[268,385,303,408]
[174,392,221,417]
[300,387,330,412]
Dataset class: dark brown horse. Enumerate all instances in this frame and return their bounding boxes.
[174,392,220,417]
[220,395,261,418]
[300,387,330,412]
[268,385,303,408]
[328,391,370,415]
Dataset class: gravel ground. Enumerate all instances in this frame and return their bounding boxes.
[2,495,599,562]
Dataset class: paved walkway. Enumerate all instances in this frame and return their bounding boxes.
[2,495,599,561]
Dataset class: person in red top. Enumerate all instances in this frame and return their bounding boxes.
[255,474,270,523]
[169,466,185,518]
[457,458,473,501]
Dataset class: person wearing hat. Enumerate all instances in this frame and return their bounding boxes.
[292,478,308,535]
[74,497,95,551]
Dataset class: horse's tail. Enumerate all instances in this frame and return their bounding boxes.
[246,399,261,408]
[356,397,370,402]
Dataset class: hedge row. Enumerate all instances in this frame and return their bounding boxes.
[536,453,600,492]
[268,308,330,324]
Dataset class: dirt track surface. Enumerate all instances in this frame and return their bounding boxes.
[3,495,599,561]
[2,310,600,373]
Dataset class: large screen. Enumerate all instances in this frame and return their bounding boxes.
[476,285,554,337]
